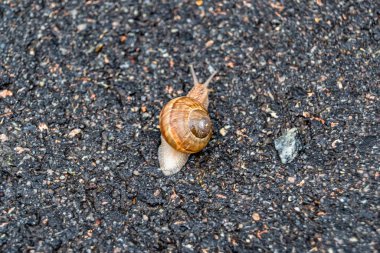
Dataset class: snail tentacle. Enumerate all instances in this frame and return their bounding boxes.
[203,71,218,88]
[189,64,199,85]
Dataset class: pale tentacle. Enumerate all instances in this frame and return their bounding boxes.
[189,64,217,88]
[189,64,199,85]
[203,71,218,88]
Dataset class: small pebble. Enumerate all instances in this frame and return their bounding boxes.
[349,237,358,243]
[205,40,214,48]
[0,134,8,142]
[0,89,13,98]
[252,213,260,221]
[76,24,87,32]
[274,128,302,164]
[219,125,230,137]
[68,128,82,138]
[38,123,49,131]
[219,128,228,136]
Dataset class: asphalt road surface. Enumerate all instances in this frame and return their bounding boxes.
[0,1,379,252]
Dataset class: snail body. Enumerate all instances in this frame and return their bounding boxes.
[158,65,217,176]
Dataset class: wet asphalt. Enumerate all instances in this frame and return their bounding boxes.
[0,1,379,252]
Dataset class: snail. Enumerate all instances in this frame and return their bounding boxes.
[158,65,217,176]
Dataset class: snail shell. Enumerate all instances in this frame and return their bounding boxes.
[158,65,217,176]
[160,97,212,154]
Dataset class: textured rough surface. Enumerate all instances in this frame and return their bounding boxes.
[0,0,379,252]
[274,128,302,164]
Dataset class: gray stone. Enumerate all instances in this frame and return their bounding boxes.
[274,128,302,164]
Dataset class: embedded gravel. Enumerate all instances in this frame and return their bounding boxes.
[0,1,379,252]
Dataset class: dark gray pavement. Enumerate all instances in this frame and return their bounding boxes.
[0,1,379,252]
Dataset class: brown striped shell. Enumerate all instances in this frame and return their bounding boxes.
[159,96,212,154]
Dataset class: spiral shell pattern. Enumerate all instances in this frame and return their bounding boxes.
[159,97,212,154]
